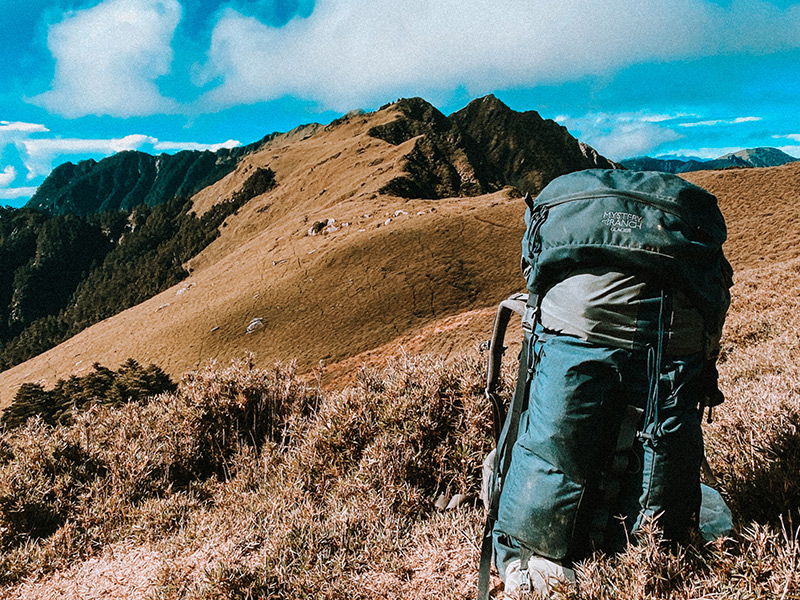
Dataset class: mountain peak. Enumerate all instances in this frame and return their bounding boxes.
[621,146,797,174]
[717,147,798,168]
[368,96,615,199]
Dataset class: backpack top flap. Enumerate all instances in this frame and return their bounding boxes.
[522,169,733,335]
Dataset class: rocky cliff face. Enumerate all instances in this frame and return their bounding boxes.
[368,95,617,199]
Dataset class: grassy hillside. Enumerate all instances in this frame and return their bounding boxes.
[5,114,800,410]
[0,95,618,408]
[2,105,800,597]
[683,162,800,270]
[1,254,800,599]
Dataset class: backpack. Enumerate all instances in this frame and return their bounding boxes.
[478,169,733,598]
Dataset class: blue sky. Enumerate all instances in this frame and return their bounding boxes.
[2,0,799,207]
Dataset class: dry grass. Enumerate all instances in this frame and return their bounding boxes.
[3,257,800,599]
[0,354,496,599]
[684,162,800,271]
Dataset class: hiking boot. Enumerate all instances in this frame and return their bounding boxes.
[503,556,575,599]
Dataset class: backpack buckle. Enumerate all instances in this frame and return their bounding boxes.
[518,567,532,593]
[522,305,537,333]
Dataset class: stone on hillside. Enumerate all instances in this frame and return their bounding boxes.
[246,318,265,334]
[307,218,339,236]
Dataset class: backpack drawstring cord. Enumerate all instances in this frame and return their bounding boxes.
[641,290,668,446]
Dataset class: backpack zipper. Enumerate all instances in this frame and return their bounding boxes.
[536,190,692,221]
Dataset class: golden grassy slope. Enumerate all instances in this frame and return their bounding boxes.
[0,107,525,407]
[2,138,799,409]
[3,255,800,599]
[683,161,800,270]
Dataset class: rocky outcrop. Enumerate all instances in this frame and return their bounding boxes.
[369,95,618,199]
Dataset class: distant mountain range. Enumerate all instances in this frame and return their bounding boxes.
[620,147,798,174]
[26,138,269,216]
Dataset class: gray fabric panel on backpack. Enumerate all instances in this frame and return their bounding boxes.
[540,269,707,355]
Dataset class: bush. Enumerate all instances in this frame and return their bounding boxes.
[1,359,176,429]
[0,358,319,585]
[2,341,800,599]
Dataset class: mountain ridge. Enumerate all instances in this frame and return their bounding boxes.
[0,95,616,405]
[370,95,617,198]
[26,137,273,216]
[621,146,797,173]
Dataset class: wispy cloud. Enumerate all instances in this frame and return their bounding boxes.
[774,146,800,158]
[770,136,800,158]
[0,121,49,134]
[556,112,686,160]
[31,0,181,117]
[679,116,763,128]
[0,166,17,186]
[662,146,745,160]
[15,133,241,180]
[153,139,240,151]
[19,134,159,179]
[197,0,800,112]
[0,187,37,201]
[774,134,800,143]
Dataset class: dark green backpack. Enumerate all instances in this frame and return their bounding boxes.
[479,170,733,597]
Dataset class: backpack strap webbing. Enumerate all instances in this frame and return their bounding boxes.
[478,293,539,600]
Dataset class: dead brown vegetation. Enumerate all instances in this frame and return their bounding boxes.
[3,253,800,599]
[2,105,800,598]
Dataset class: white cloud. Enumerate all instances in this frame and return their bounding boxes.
[663,146,744,160]
[0,121,49,133]
[0,187,37,200]
[16,133,242,180]
[31,0,181,117]
[0,166,18,186]
[197,0,800,111]
[773,145,800,158]
[774,134,800,143]
[679,116,762,128]
[639,113,699,124]
[557,112,685,161]
[153,139,240,151]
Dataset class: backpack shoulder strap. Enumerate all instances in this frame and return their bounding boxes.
[479,293,540,600]
[485,292,528,441]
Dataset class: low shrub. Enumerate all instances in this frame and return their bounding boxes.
[0,359,176,429]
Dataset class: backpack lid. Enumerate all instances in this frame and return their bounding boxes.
[522,169,732,339]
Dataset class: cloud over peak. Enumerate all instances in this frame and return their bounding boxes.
[197,0,800,112]
[24,0,800,120]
